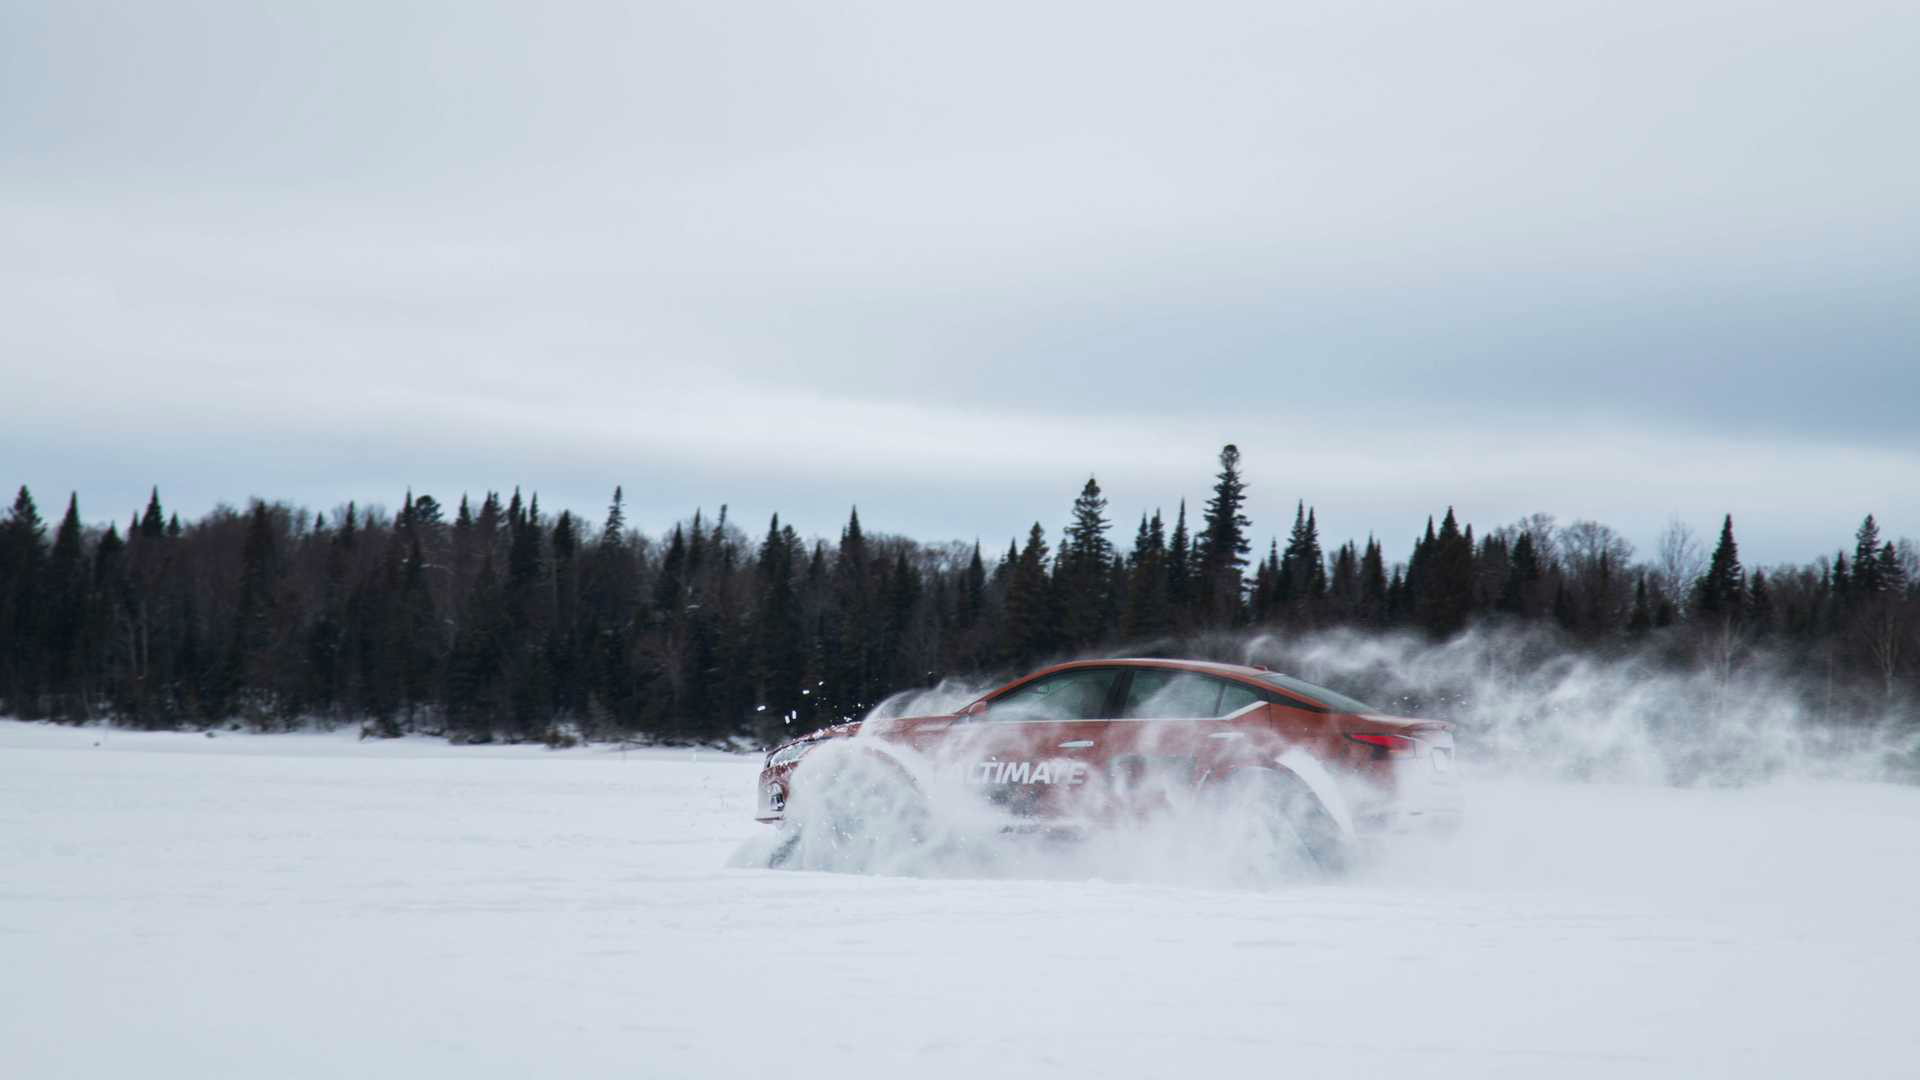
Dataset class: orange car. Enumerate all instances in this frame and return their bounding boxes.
[754,658,1462,872]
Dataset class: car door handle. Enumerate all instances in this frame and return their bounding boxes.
[1058,739,1095,749]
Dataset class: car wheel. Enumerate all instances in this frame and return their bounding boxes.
[777,745,931,874]
[1211,768,1348,880]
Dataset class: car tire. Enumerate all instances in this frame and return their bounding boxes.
[773,746,931,874]
[1212,768,1349,880]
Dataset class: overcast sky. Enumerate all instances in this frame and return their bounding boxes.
[4,0,1915,565]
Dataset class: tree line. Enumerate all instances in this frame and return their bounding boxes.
[2,444,1914,744]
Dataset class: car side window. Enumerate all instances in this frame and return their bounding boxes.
[1123,670,1225,718]
[1123,671,1269,718]
[989,669,1118,721]
[1216,683,1263,716]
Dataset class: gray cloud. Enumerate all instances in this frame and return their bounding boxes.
[3,0,1916,563]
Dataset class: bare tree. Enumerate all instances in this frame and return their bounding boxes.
[1850,536,1916,708]
[1558,520,1636,629]
[1857,596,1908,707]
[1655,518,1706,610]
[1518,513,1560,573]
[1560,520,1635,578]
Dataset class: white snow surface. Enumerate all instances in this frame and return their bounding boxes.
[4,719,1917,1079]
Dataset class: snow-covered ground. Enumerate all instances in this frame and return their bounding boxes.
[4,719,1917,1078]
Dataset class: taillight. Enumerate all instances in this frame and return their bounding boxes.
[1348,732,1417,756]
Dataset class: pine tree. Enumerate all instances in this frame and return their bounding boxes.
[1326,541,1358,622]
[1278,501,1324,620]
[47,495,88,718]
[224,502,282,723]
[1499,531,1541,616]
[1693,514,1745,619]
[1386,566,1409,622]
[1251,539,1280,623]
[1307,509,1327,602]
[447,553,507,739]
[1417,508,1474,638]
[751,514,805,741]
[396,527,441,730]
[88,523,128,721]
[1166,500,1192,621]
[1471,533,1508,612]
[552,510,579,606]
[654,526,688,612]
[581,490,640,736]
[1877,542,1907,594]
[409,494,445,557]
[1359,537,1388,626]
[1125,510,1170,638]
[354,517,402,725]
[958,541,986,629]
[1627,574,1653,635]
[1747,567,1774,637]
[475,492,503,566]
[139,488,166,540]
[1103,551,1128,643]
[1058,476,1113,647]
[1062,478,1112,564]
[1195,444,1252,624]
[305,506,354,724]
[1579,549,1617,636]
[1404,517,1435,625]
[507,493,542,595]
[1852,515,1885,595]
[881,548,922,688]
[824,507,875,719]
[602,487,626,544]
[1004,523,1054,665]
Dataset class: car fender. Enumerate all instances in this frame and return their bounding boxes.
[1274,746,1358,841]
[1210,751,1357,843]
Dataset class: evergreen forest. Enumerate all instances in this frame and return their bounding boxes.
[3,445,1914,745]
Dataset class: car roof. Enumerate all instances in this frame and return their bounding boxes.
[1062,657,1273,678]
[1016,657,1332,708]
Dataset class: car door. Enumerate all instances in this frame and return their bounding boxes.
[1092,669,1281,817]
[964,666,1124,818]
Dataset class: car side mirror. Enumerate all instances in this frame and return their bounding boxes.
[958,700,987,721]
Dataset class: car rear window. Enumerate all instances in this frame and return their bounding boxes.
[1255,672,1377,714]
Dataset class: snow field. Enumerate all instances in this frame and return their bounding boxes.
[3,720,1917,1079]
